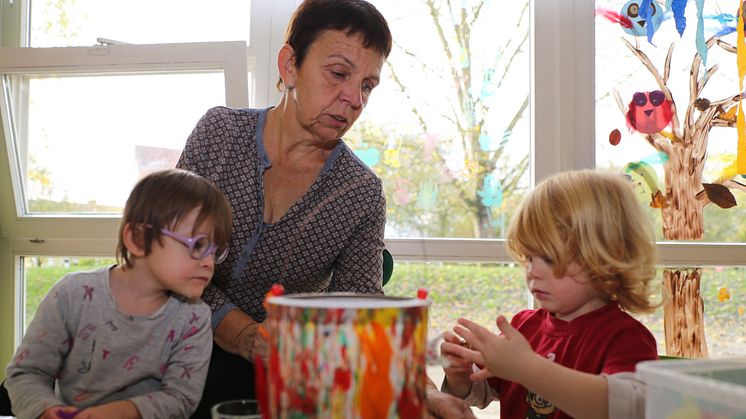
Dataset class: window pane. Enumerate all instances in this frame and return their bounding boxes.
[385,262,527,335]
[632,266,746,358]
[348,0,531,239]
[387,262,744,360]
[9,72,225,213]
[594,0,746,243]
[23,256,113,330]
[30,0,251,47]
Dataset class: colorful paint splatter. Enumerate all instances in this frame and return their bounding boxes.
[263,295,430,418]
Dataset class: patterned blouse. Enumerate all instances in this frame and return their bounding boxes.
[177,107,386,326]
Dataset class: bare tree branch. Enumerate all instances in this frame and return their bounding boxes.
[663,43,675,84]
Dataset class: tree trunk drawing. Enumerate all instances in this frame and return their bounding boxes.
[615,37,746,358]
[662,142,704,240]
[663,269,708,357]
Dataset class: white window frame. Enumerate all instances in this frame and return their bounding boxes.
[1,0,743,375]
[0,0,295,369]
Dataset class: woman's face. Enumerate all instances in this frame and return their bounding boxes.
[288,29,384,142]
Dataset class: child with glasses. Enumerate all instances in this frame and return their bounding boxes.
[5,169,232,419]
[438,169,659,419]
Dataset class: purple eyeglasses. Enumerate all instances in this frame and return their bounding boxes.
[159,228,229,264]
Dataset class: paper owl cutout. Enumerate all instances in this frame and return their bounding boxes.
[626,90,673,134]
[620,0,663,37]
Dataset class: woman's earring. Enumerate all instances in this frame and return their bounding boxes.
[285,83,294,90]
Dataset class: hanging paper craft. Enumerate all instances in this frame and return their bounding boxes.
[354,146,380,168]
[671,0,688,36]
[622,0,664,40]
[738,0,746,173]
[626,90,673,134]
[477,174,503,208]
[393,179,411,206]
[609,128,622,145]
[717,287,731,302]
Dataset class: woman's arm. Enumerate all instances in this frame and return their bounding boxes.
[328,182,386,294]
[425,377,477,419]
[213,308,261,360]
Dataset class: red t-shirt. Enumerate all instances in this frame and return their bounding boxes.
[487,302,658,419]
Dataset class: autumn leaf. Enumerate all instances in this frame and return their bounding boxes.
[650,190,667,208]
[702,183,737,209]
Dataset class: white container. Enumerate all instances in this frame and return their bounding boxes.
[637,358,746,419]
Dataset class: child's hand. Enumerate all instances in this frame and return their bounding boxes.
[40,406,78,419]
[73,400,140,419]
[454,315,536,383]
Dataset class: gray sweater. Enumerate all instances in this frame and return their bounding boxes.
[5,266,212,419]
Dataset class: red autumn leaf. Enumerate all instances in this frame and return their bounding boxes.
[609,129,621,146]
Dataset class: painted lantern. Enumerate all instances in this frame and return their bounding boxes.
[262,294,430,419]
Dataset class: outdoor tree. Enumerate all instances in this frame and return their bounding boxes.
[351,0,530,238]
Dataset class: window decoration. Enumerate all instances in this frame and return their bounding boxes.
[597,0,746,357]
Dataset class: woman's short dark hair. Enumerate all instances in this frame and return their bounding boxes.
[277,0,392,90]
[116,168,233,268]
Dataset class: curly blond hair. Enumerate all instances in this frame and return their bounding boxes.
[506,169,658,313]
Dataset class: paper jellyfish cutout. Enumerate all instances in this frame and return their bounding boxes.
[620,0,663,38]
[626,90,673,134]
[354,147,380,168]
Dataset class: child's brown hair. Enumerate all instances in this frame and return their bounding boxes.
[116,169,233,268]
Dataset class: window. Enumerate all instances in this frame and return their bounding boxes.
[3,0,740,378]
[0,0,296,367]
[595,0,746,358]
[352,0,531,240]
[1,44,249,215]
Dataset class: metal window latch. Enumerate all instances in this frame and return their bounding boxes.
[96,38,131,46]
[29,237,45,244]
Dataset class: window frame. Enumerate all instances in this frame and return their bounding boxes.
[0,0,294,370]
[2,0,744,376]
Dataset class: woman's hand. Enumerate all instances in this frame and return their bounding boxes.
[425,383,477,419]
[439,330,475,398]
[453,315,536,383]
[250,322,269,364]
[214,309,261,360]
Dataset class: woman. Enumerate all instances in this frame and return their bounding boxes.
[177,1,392,417]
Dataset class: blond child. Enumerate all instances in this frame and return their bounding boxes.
[5,169,232,419]
[440,169,659,419]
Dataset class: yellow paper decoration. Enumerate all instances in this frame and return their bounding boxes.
[737,2,746,173]
[717,287,731,302]
[383,149,401,168]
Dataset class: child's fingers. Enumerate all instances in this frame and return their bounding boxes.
[495,315,520,339]
[442,330,463,344]
[457,318,492,342]
[453,323,485,351]
[470,366,494,381]
[443,340,485,366]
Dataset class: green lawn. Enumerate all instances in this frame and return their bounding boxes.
[23,258,746,357]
